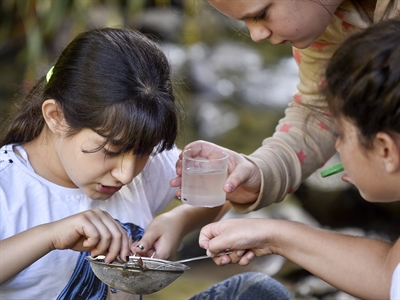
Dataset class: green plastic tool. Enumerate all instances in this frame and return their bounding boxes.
[320,163,344,178]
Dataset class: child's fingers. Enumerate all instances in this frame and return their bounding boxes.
[237,251,255,266]
[212,254,232,266]
[169,177,182,188]
[50,210,129,262]
[76,210,127,261]
[131,232,158,256]
[102,227,128,263]
[226,160,257,190]
[84,214,112,257]
[175,159,183,175]
[81,226,101,248]
[118,229,131,261]
[224,250,243,263]
[175,189,182,199]
[49,214,96,251]
[93,211,129,262]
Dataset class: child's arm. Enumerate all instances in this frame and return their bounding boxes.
[132,201,231,260]
[0,209,130,285]
[199,218,398,299]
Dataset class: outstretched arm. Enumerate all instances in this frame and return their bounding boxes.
[199,218,398,299]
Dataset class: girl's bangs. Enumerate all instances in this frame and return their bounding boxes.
[95,102,176,156]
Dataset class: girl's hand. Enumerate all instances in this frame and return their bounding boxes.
[170,140,261,206]
[0,209,130,284]
[49,209,130,263]
[198,218,273,266]
[131,213,182,260]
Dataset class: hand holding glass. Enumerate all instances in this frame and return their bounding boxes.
[181,148,229,207]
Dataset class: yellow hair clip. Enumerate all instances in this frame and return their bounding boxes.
[46,66,55,83]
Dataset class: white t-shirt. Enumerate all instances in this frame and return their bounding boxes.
[0,144,179,299]
[392,263,400,300]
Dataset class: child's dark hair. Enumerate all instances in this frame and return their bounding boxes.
[0,28,180,156]
[324,19,400,148]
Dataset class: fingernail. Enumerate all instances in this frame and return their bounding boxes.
[224,183,233,193]
[247,252,255,260]
[237,250,245,257]
[206,249,212,257]
[221,259,229,265]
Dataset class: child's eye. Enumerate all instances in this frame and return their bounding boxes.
[103,148,120,157]
[253,10,266,22]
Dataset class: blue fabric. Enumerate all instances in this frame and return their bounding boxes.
[188,272,293,300]
[57,221,144,300]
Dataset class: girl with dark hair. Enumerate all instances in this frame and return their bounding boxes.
[0,27,229,299]
[196,19,400,300]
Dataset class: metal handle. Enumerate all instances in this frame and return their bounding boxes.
[175,251,233,264]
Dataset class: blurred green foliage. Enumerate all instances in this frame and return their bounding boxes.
[0,0,192,119]
[0,0,290,93]
[0,0,176,89]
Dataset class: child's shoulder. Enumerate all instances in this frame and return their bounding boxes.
[0,145,15,172]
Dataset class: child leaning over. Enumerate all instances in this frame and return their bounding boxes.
[197,19,400,299]
[0,27,229,299]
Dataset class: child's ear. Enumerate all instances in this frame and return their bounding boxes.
[375,132,400,173]
[42,99,66,134]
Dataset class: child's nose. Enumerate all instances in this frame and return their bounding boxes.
[111,155,136,185]
[246,22,271,43]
